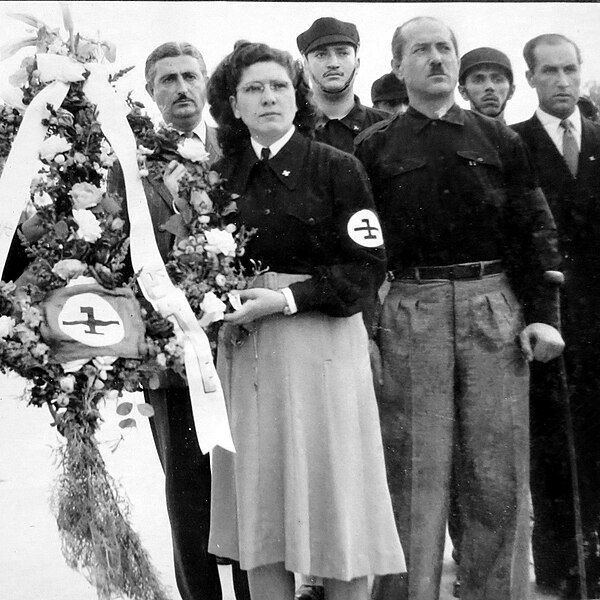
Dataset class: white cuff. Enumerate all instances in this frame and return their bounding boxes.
[279,287,298,315]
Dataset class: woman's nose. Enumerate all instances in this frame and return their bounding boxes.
[261,85,276,103]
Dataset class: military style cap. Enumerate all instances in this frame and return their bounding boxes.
[297,17,359,56]
[371,73,408,104]
[459,47,513,84]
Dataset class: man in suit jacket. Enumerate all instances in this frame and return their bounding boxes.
[108,42,249,600]
[513,33,600,599]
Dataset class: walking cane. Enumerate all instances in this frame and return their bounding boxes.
[544,270,588,600]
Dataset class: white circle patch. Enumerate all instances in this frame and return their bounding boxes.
[347,209,384,248]
[58,292,125,347]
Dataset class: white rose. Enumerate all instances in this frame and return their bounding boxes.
[0,315,15,338]
[36,53,86,83]
[204,228,237,257]
[99,143,116,167]
[69,182,103,209]
[73,209,102,242]
[52,259,86,281]
[215,273,227,287]
[177,137,210,163]
[191,190,213,214]
[32,190,53,208]
[39,134,71,161]
[198,291,227,327]
[59,375,76,393]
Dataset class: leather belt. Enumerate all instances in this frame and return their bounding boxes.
[389,260,503,281]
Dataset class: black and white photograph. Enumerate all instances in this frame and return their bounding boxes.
[1,2,600,600]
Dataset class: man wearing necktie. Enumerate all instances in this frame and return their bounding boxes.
[513,34,600,599]
[356,17,564,600]
[108,42,250,600]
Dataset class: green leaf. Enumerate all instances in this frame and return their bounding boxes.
[116,401,133,415]
[137,403,154,417]
[163,213,188,238]
[118,417,137,429]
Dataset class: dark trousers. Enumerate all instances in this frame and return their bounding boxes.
[530,354,600,590]
[146,387,250,600]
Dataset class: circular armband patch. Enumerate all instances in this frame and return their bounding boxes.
[347,209,384,248]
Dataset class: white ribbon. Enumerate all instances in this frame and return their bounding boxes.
[0,59,234,454]
[83,64,234,454]
[0,80,69,274]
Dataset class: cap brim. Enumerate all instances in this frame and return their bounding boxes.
[460,61,512,83]
[304,34,357,55]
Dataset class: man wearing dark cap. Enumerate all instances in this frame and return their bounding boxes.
[297,17,388,154]
[356,16,564,600]
[371,72,409,115]
[458,47,515,122]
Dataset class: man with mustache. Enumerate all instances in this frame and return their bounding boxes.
[297,17,388,154]
[108,41,250,600]
[458,47,515,123]
[356,17,564,600]
[513,34,600,599]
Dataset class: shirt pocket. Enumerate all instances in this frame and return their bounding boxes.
[468,288,524,351]
[455,150,507,208]
[379,157,428,221]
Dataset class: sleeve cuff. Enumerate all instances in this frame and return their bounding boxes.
[280,287,298,315]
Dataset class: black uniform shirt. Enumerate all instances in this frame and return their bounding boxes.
[355,104,561,325]
[217,130,386,317]
[314,95,388,154]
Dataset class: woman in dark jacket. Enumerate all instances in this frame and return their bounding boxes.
[207,41,405,600]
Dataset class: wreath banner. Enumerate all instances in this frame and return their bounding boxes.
[0,55,234,454]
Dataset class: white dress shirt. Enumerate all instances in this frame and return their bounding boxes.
[535,105,582,154]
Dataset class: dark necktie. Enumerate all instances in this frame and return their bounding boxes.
[261,147,271,162]
[560,119,579,177]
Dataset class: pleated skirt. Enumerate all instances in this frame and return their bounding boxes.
[209,276,405,581]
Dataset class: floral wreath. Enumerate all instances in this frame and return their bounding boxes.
[0,7,252,600]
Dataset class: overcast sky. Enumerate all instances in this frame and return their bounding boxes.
[0,1,599,125]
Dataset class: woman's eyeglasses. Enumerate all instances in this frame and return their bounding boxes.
[237,80,291,95]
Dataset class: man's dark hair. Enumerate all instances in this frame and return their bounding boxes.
[145,42,207,87]
[208,40,317,155]
[391,17,458,63]
[523,34,582,72]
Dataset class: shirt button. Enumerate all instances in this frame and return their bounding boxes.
[307,217,316,225]
[264,209,271,215]
[443,189,450,195]
[431,121,437,127]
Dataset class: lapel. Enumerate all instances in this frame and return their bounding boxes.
[527,114,573,179]
[224,130,308,194]
[205,125,222,165]
[579,116,600,174]
[146,173,174,213]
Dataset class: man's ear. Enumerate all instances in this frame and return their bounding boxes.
[507,83,516,101]
[145,82,154,98]
[525,70,535,89]
[391,57,403,80]
[458,84,469,102]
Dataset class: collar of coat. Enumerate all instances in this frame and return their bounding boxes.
[227,129,308,193]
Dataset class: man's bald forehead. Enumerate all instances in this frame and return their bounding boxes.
[392,17,458,62]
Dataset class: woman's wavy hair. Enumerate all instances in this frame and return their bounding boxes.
[208,40,317,155]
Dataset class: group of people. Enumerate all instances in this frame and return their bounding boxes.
[6,11,600,600]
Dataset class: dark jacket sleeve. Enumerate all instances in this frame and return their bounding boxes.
[289,152,387,317]
[1,227,29,283]
[502,136,561,327]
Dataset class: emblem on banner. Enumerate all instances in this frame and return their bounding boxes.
[58,292,125,346]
